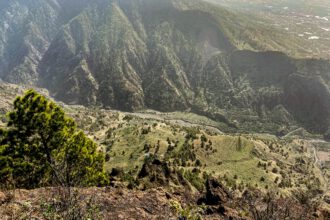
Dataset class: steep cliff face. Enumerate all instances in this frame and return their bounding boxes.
[37,0,238,111]
[225,51,330,133]
[0,0,95,84]
[0,0,329,134]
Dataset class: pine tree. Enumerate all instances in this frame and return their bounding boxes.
[236,136,243,151]
[0,90,108,188]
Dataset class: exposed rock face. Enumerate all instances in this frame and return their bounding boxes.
[197,178,243,218]
[204,178,231,205]
[197,178,232,209]
[0,0,329,133]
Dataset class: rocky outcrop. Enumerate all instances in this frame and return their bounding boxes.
[197,178,236,217]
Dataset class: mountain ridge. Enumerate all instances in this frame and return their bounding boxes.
[0,0,330,135]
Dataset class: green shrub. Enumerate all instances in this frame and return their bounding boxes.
[195,159,202,167]
[184,170,204,191]
[200,134,207,143]
[184,127,199,140]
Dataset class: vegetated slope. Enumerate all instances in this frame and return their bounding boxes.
[0,83,328,218]
[0,0,330,135]
[77,108,329,196]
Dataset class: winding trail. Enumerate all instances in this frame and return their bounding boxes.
[307,140,329,195]
[313,146,320,166]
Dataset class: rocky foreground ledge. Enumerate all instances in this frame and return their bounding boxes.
[0,187,179,219]
[0,183,256,220]
[1,183,329,220]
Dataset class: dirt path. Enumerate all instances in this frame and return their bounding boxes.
[305,140,329,194]
[124,112,224,134]
[313,147,320,166]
